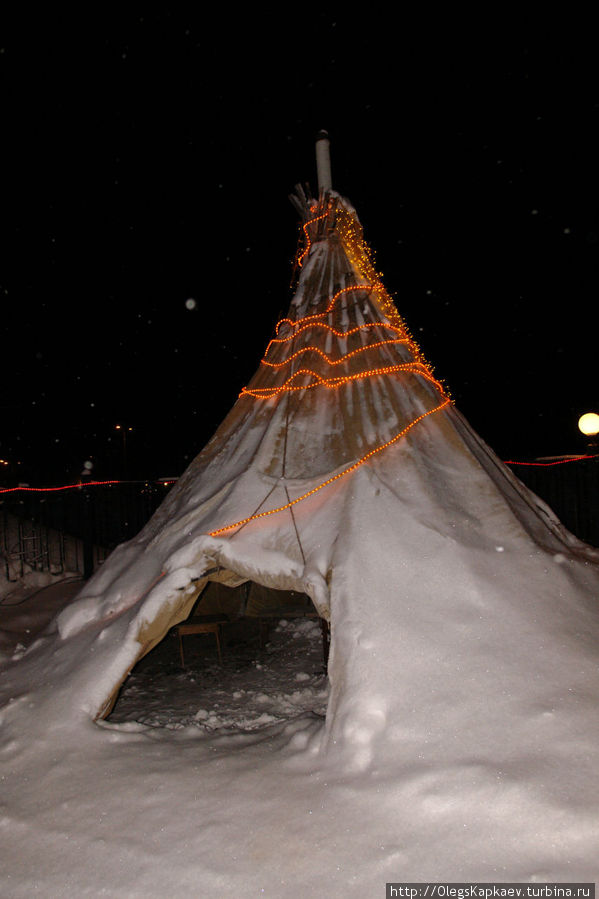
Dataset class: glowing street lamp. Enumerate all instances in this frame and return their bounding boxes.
[578,412,599,452]
[578,412,599,437]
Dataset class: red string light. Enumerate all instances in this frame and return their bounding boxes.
[0,479,122,495]
[505,455,599,467]
[0,479,177,495]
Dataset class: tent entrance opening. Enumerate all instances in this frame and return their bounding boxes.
[106,580,330,731]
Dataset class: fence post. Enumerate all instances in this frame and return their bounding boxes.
[81,485,94,580]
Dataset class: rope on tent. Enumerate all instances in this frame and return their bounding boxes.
[279,295,308,568]
[218,481,280,542]
[279,368,308,565]
[285,486,307,567]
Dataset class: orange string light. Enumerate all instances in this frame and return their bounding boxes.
[209,397,451,537]
[276,283,382,336]
[296,211,329,268]
[241,363,443,400]
[292,198,438,386]
[208,195,452,539]
[236,200,448,471]
[265,321,404,355]
[261,337,409,370]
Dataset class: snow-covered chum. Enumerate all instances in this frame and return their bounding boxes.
[2,187,599,888]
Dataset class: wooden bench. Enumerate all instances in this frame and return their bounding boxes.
[172,616,227,666]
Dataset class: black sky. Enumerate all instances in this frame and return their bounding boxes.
[2,12,598,484]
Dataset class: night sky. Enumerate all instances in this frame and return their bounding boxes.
[2,12,598,485]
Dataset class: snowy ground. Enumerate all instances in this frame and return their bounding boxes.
[1,571,329,736]
[108,616,329,733]
[2,571,599,896]
[0,569,83,662]
[1,575,349,897]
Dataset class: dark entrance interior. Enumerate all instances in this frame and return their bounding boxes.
[107,580,330,731]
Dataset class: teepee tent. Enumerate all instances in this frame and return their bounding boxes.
[3,138,599,794]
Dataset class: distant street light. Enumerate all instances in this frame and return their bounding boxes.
[80,459,94,481]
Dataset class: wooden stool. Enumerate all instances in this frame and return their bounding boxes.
[175,620,223,666]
